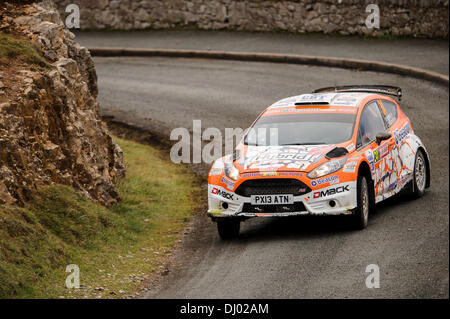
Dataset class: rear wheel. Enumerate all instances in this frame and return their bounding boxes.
[410,150,427,199]
[217,219,240,240]
[350,175,371,230]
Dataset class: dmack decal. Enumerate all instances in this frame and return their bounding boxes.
[211,187,234,200]
[310,175,339,187]
[313,185,350,198]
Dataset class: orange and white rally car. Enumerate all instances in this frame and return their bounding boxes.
[207,85,430,239]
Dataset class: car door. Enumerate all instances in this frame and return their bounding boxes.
[356,100,390,200]
[377,99,404,195]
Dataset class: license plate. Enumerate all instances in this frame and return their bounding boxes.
[250,194,294,205]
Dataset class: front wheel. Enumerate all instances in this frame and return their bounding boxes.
[217,219,240,240]
[350,175,371,230]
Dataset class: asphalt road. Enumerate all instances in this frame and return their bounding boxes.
[77,30,449,75]
[94,57,449,298]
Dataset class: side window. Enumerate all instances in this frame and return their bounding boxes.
[357,101,386,148]
[380,99,398,127]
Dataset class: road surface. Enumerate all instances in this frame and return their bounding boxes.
[94,56,449,298]
[76,30,449,75]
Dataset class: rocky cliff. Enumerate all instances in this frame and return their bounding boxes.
[0,1,125,206]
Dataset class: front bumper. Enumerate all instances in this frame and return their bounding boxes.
[207,181,357,219]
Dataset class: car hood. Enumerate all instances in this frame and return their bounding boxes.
[234,144,338,173]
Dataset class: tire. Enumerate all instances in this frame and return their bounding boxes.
[350,175,371,230]
[410,150,427,199]
[217,219,240,240]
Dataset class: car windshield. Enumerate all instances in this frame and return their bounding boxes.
[244,113,356,146]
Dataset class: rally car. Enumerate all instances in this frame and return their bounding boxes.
[208,85,430,239]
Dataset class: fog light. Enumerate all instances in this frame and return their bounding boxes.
[329,200,336,208]
[221,202,229,209]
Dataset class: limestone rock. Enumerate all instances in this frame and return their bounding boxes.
[0,1,125,206]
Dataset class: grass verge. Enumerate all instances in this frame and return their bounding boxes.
[0,32,50,69]
[0,136,200,298]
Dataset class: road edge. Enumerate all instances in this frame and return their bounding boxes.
[89,47,449,86]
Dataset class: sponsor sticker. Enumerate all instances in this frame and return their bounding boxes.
[393,123,410,145]
[262,172,277,177]
[310,175,339,187]
[313,154,324,164]
[292,108,328,112]
[343,161,357,173]
[277,172,302,177]
[373,143,389,163]
[346,143,356,152]
[242,172,303,178]
[270,97,297,108]
[211,187,234,200]
[398,175,412,189]
[365,149,375,172]
[332,96,359,106]
[388,182,397,191]
[209,168,222,176]
[221,176,235,190]
[298,94,330,102]
[246,151,314,162]
[313,185,350,198]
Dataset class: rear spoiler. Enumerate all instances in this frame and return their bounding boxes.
[314,85,402,101]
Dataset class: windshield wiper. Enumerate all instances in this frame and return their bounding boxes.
[280,142,327,145]
[244,142,261,146]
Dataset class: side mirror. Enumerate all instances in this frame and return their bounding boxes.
[376,132,392,145]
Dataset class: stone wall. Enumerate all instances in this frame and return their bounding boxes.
[0,0,125,206]
[53,0,449,38]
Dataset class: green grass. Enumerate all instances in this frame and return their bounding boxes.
[0,32,50,68]
[0,137,199,298]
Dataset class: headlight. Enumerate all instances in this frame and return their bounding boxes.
[224,162,240,181]
[307,157,347,179]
